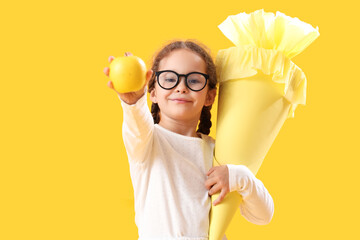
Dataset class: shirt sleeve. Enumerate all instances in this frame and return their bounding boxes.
[227,164,274,225]
[119,93,154,164]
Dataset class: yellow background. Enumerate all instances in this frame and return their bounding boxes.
[1,0,359,239]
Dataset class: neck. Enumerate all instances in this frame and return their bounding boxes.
[158,117,201,138]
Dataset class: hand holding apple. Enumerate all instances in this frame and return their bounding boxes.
[104,52,153,105]
[109,53,147,93]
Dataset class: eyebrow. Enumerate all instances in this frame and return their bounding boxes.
[158,69,206,74]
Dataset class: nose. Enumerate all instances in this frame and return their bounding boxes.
[175,76,189,93]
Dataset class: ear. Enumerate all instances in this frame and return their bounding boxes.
[150,88,157,103]
[204,88,217,107]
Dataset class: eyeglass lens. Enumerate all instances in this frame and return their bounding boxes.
[158,71,206,91]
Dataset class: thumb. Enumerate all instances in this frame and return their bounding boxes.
[108,56,115,63]
[107,81,114,89]
[146,70,153,85]
[135,70,152,96]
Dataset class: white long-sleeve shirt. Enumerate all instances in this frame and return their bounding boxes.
[119,93,274,240]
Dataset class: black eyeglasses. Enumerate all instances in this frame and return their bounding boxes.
[155,70,209,92]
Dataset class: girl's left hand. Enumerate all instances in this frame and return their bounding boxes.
[205,165,230,206]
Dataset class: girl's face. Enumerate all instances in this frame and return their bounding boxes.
[150,49,216,123]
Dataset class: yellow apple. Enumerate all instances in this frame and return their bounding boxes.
[108,56,147,93]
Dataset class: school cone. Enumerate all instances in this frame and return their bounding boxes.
[209,9,320,240]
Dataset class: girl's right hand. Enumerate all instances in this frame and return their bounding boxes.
[103,52,153,105]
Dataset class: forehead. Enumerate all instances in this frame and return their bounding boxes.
[158,49,206,73]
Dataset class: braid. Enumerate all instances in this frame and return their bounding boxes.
[197,106,212,135]
[151,103,160,124]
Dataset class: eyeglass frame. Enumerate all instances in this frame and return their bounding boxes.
[155,70,209,92]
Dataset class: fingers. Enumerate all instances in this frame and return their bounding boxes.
[207,167,217,176]
[108,56,115,63]
[104,53,134,91]
[104,67,113,89]
[146,70,153,80]
[205,176,217,190]
[206,165,230,205]
[105,56,115,88]
[107,80,114,89]
[208,183,221,196]
[104,55,114,77]
[145,70,153,85]
[103,67,110,76]
[104,53,131,77]
[213,188,227,206]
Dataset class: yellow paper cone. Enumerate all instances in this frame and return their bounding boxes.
[209,9,319,240]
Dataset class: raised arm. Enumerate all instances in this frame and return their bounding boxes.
[104,53,154,163]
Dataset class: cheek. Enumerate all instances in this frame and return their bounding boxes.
[151,85,165,102]
[198,92,210,104]
[155,88,172,104]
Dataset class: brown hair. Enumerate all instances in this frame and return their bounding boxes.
[148,40,217,135]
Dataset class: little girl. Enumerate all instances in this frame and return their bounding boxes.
[103,40,274,240]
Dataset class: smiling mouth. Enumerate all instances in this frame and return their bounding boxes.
[170,99,191,103]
